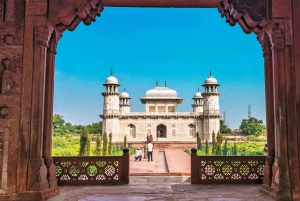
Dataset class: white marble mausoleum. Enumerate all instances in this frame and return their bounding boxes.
[100,72,222,142]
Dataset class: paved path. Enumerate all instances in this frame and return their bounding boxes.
[130,148,190,174]
[49,184,273,201]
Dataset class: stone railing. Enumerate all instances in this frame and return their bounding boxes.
[190,148,266,184]
[53,149,129,185]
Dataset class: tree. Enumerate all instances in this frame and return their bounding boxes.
[86,122,102,134]
[239,117,266,136]
[222,140,228,156]
[220,120,232,134]
[233,142,237,156]
[205,139,209,155]
[102,132,108,156]
[79,127,88,156]
[216,130,223,155]
[212,131,216,155]
[52,114,69,136]
[196,132,202,150]
[108,133,112,155]
[123,135,127,148]
[85,132,91,156]
[95,134,102,156]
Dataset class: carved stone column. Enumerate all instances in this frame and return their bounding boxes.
[43,30,61,189]
[259,19,300,201]
[26,20,51,193]
[259,33,275,187]
[17,17,58,200]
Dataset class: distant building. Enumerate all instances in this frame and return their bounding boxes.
[100,71,222,142]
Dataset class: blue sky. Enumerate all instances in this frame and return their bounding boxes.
[54,8,265,129]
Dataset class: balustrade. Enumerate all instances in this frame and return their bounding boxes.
[191,149,266,184]
[53,149,129,185]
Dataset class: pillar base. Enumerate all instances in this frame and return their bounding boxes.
[259,184,293,201]
[15,185,59,201]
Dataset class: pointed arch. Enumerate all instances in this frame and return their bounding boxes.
[157,124,167,138]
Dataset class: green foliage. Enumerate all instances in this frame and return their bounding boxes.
[52,114,102,135]
[95,134,102,156]
[102,132,108,156]
[85,132,91,156]
[205,139,209,155]
[86,122,102,134]
[233,142,237,156]
[222,140,228,156]
[215,130,223,155]
[52,114,69,136]
[220,120,232,134]
[108,133,112,155]
[186,141,264,156]
[196,132,202,150]
[227,142,264,156]
[79,127,89,156]
[212,131,216,155]
[52,135,136,157]
[239,117,267,136]
[246,135,267,142]
[52,134,80,156]
[123,135,127,148]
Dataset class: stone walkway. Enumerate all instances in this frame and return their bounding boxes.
[48,148,274,201]
[130,148,190,174]
[49,184,273,201]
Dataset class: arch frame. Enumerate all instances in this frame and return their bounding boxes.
[0,0,299,200]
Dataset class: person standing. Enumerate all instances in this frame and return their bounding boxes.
[149,134,153,142]
[147,141,153,161]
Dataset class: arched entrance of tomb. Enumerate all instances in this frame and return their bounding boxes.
[128,124,136,138]
[1,0,300,200]
[157,124,167,138]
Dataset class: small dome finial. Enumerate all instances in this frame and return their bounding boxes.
[198,88,199,92]
[165,81,167,87]
[156,81,158,87]
[210,71,212,76]
[124,88,126,92]
[111,69,113,76]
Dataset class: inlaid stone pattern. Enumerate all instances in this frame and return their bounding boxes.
[0,128,8,194]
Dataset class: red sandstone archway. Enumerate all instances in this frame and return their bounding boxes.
[0,0,300,201]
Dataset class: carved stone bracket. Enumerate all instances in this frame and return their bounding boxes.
[218,0,269,34]
[34,22,52,47]
[48,31,62,55]
[49,0,104,33]
[258,19,292,51]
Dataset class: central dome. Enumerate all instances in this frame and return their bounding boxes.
[146,87,178,98]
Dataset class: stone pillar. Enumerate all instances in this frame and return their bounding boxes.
[260,19,300,200]
[190,148,198,184]
[121,148,129,184]
[260,33,275,187]
[43,31,60,189]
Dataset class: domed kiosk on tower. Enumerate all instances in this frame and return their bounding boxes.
[100,71,222,142]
